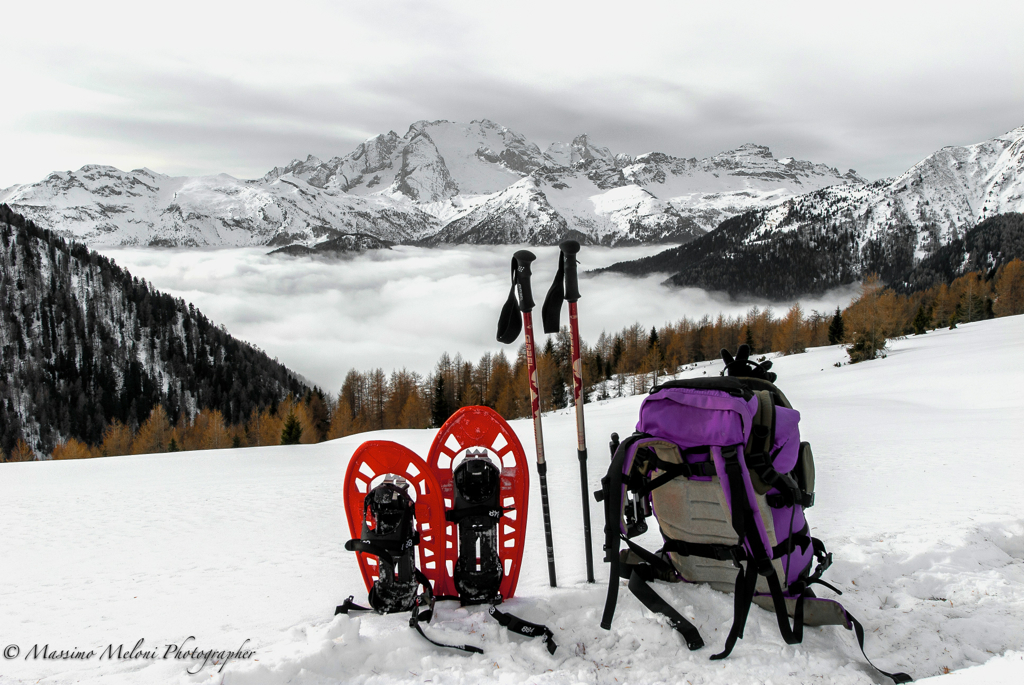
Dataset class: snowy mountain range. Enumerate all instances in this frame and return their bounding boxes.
[603,125,1024,297]
[0,119,861,249]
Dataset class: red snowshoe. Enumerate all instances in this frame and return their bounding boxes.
[342,440,446,598]
[426,406,530,601]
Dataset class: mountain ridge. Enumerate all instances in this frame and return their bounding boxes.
[1,119,863,250]
[600,124,1024,297]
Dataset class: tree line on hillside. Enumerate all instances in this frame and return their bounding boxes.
[0,204,306,461]
[298,256,1024,441]
[13,256,1020,462]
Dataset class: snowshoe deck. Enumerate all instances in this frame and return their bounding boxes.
[344,440,446,595]
[426,406,529,599]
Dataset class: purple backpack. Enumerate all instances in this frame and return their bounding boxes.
[597,350,911,683]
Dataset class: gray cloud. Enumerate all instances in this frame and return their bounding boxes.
[2,1,1022,187]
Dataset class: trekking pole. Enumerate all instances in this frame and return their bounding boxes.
[497,249,557,588]
[542,239,594,583]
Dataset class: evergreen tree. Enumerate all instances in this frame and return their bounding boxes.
[281,412,303,445]
[168,438,179,452]
[912,305,930,335]
[827,307,845,344]
[431,374,450,428]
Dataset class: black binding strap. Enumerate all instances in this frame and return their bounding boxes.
[408,571,483,654]
[344,538,408,566]
[337,570,482,653]
[488,605,558,655]
[627,568,704,650]
[444,504,509,524]
[844,611,913,683]
[335,595,370,615]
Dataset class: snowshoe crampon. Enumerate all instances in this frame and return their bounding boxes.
[427,406,529,601]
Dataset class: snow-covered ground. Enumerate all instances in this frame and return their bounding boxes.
[2,315,1022,684]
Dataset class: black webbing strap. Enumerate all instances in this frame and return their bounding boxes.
[807,537,834,583]
[488,605,558,654]
[712,447,806,659]
[335,595,370,615]
[627,568,704,650]
[623,537,678,572]
[771,524,811,559]
[408,570,483,654]
[444,504,509,524]
[762,566,805,646]
[844,611,913,683]
[710,556,760,660]
[600,433,649,630]
[496,258,522,344]
[639,458,718,496]
[767,491,815,508]
[661,538,746,564]
[540,248,565,334]
[344,539,396,565]
[336,573,482,653]
[344,537,420,566]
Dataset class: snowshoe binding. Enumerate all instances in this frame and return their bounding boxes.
[428,406,557,653]
[338,440,481,653]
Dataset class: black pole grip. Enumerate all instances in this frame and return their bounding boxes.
[513,249,537,313]
[559,240,581,303]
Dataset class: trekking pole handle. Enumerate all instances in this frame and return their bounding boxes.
[513,250,537,312]
[559,240,581,303]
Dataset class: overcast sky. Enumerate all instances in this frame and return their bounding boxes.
[3,1,1022,189]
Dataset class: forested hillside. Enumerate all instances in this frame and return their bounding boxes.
[601,211,1024,299]
[0,204,306,459]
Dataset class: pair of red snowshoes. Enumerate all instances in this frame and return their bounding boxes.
[336,406,556,654]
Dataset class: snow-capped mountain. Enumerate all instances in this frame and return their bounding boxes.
[0,119,862,249]
[603,126,1024,297]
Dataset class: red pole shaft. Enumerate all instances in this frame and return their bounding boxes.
[522,311,557,587]
[523,312,545,465]
[568,301,595,582]
[568,302,585,449]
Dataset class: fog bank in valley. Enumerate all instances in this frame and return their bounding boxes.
[99,245,858,391]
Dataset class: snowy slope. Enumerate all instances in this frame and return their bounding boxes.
[2,315,1023,684]
[1,120,862,248]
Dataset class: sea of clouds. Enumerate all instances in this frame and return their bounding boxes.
[98,245,858,392]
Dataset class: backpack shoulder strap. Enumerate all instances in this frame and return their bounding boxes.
[597,432,649,631]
